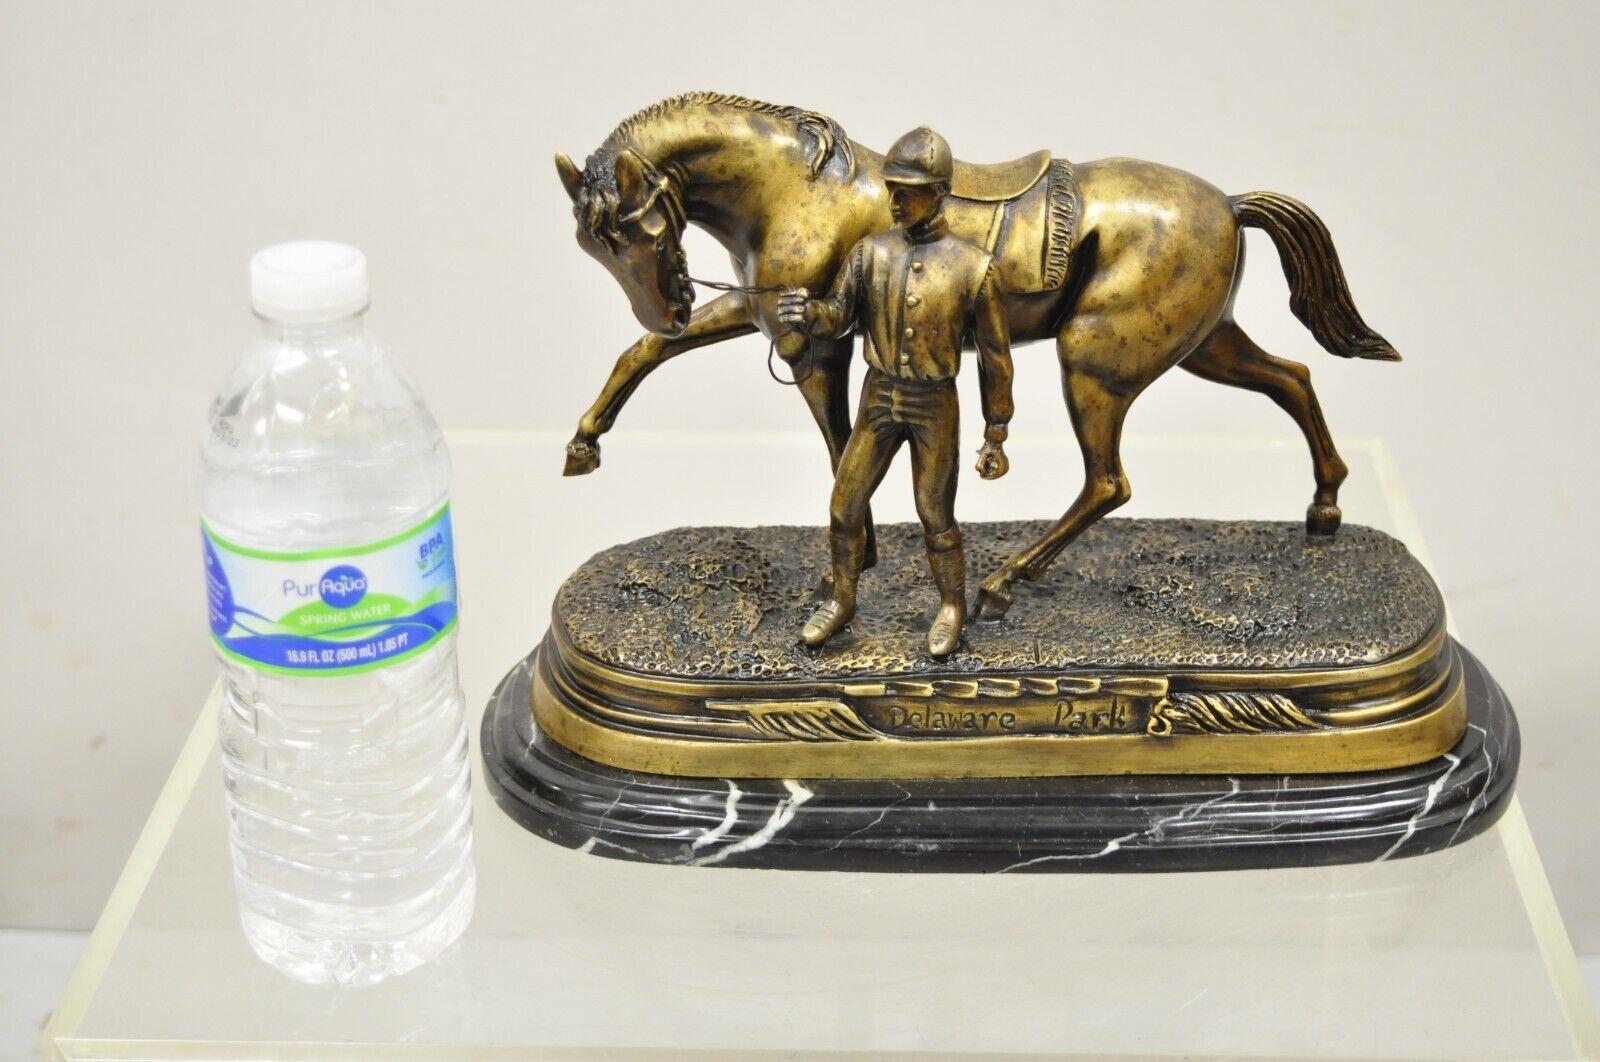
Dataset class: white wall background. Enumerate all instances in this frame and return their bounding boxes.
[3,1,1596,948]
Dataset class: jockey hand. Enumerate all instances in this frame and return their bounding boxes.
[776,287,817,332]
[976,439,1010,480]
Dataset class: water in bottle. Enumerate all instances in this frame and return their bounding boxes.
[199,241,475,985]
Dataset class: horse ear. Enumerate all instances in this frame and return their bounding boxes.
[555,153,583,202]
[613,149,650,208]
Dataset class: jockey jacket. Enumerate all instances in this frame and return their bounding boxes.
[809,214,1015,437]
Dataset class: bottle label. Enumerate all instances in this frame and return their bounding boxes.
[202,505,458,675]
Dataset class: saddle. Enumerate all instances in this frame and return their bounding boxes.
[945,150,1080,294]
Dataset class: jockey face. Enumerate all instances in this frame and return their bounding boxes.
[888,181,947,231]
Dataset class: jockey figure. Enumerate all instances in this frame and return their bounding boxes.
[779,126,1014,657]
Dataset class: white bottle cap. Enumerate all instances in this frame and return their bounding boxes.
[250,241,370,323]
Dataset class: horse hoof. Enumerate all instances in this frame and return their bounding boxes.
[563,436,601,476]
[1306,503,1342,537]
[973,583,1014,621]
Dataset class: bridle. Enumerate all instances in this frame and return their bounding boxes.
[620,162,816,387]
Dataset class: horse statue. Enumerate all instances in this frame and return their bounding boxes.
[554,92,1398,618]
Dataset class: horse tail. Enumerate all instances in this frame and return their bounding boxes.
[1231,191,1400,361]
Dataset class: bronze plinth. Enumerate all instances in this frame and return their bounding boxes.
[528,520,1462,779]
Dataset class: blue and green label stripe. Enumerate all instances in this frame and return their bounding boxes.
[201,504,451,562]
[213,612,458,676]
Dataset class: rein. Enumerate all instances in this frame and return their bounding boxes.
[630,162,816,386]
[684,273,816,387]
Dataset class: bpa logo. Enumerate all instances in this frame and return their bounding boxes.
[319,564,368,608]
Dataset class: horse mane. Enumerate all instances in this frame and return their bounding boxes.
[582,91,854,191]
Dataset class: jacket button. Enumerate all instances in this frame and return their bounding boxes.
[903,327,915,339]
[906,294,920,307]
[911,261,923,272]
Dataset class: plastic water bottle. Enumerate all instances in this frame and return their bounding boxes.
[199,242,475,985]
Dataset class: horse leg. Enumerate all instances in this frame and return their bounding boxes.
[974,366,1135,619]
[793,336,878,570]
[1180,320,1349,535]
[565,291,756,475]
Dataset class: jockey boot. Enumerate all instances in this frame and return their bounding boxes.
[925,527,966,658]
[802,528,865,648]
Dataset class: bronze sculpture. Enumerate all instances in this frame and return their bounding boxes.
[554,92,1396,619]
[778,126,1013,657]
[481,94,1519,873]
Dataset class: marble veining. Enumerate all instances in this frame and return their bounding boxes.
[690,781,743,851]
[1376,751,1461,861]
[687,780,813,866]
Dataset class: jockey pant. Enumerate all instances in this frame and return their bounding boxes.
[828,369,963,602]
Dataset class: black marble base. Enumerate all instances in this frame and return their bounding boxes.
[481,641,1518,872]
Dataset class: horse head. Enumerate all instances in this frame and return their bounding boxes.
[557,148,691,337]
